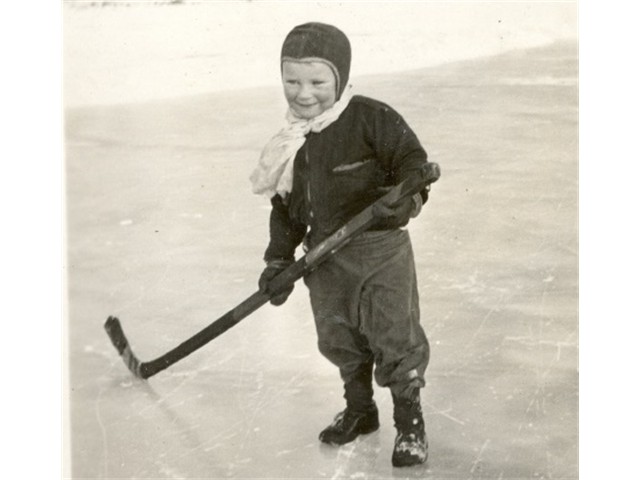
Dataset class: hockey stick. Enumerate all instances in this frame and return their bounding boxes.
[105,162,440,379]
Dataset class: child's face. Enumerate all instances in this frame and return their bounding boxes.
[282,60,337,119]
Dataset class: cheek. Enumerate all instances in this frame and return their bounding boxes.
[284,88,297,107]
[318,89,337,108]
[282,85,297,103]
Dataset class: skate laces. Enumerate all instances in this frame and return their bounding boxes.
[334,408,359,425]
[393,399,423,428]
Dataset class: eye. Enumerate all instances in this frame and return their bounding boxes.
[312,80,326,86]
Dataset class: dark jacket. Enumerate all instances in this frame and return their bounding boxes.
[265,95,428,262]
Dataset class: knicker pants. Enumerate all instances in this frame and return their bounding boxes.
[304,229,430,399]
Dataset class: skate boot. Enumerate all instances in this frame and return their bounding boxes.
[319,363,379,445]
[391,393,428,467]
[319,402,379,445]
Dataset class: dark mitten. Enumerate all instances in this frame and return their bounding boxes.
[372,187,422,229]
[259,259,295,306]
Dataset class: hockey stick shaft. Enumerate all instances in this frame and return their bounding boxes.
[105,163,440,379]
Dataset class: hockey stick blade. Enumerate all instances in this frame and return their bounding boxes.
[105,316,149,379]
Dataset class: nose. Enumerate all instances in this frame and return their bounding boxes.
[297,83,313,100]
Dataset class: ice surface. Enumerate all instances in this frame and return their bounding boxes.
[63,1,576,108]
[65,3,578,478]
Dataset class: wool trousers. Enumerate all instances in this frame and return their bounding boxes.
[304,229,430,399]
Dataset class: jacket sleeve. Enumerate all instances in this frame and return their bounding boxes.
[372,104,430,204]
[264,194,307,263]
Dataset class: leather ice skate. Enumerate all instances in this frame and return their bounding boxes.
[391,394,428,467]
[319,403,380,445]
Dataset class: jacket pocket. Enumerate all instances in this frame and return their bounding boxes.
[332,157,374,174]
[330,157,382,202]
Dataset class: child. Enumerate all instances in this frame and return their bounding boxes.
[250,22,433,467]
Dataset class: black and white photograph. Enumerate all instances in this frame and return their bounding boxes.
[58,0,580,478]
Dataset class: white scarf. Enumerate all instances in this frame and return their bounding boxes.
[250,87,353,198]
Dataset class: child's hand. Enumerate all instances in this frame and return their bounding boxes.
[372,188,421,229]
[259,259,295,306]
